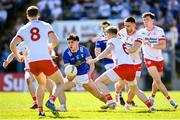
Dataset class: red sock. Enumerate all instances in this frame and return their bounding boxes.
[105,94,113,101]
[151,93,155,98]
[38,106,43,112]
[145,100,152,108]
[32,96,37,103]
[50,95,56,102]
[166,96,171,100]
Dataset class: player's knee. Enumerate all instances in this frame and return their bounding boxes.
[151,74,161,81]
[155,80,162,86]
[114,82,119,88]
[94,80,99,84]
[26,78,33,85]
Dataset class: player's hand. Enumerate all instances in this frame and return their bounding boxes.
[88,73,93,81]
[87,58,99,64]
[92,37,104,43]
[17,55,25,62]
[50,49,58,59]
[3,60,9,68]
[66,75,76,81]
[48,43,53,50]
[87,59,94,64]
[143,40,151,47]
[51,55,58,59]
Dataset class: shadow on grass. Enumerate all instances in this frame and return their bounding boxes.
[47,115,79,119]
[81,109,155,114]
[155,109,176,112]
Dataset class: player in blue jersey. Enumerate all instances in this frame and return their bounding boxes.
[92,21,125,105]
[62,34,106,103]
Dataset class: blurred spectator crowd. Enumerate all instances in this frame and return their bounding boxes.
[0,0,180,76]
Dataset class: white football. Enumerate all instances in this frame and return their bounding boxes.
[64,65,77,77]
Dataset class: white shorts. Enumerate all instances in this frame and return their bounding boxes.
[24,70,35,82]
[136,71,141,77]
[104,63,114,70]
[73,74,89,86]
[105,69,120,82]
[25,71,31,80]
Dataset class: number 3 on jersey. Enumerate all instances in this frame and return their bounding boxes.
[30,27,40,41]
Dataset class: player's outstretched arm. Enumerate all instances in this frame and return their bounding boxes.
[3,53,15,68]
[127,41,142,54]
[86,57,94,80]
[144,39,166,49]
[95,43,114,61]
[92,36,106,43]
[10,36,24,62]
[151,40,166,49]
[88,43,113,64]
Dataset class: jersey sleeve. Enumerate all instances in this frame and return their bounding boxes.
[95,41,101,48]
[138,29,146,42]
[83,47,91,58]
[16,27,24,41]
[46,23,54,34]
[62,51,70,64]
[107,39,113,46]
[17,42,26,52]
[158,28,166,41]
[134,32,143,44]
[117,31,122,38]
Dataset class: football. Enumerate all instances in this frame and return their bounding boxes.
[64,65,77,77]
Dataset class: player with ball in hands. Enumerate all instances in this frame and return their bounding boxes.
[62,34,106,103]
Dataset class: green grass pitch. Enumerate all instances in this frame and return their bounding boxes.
[0,91,180,120]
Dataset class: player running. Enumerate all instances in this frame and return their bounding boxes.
[2,42,62,110]
[88,26,154,111]
[93,21,125,105]
[62,34,106,103]
[139,12,177,109]
[115,16,142,107]
[9,6,66,116]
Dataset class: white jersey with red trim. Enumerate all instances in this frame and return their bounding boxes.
[117,28,142,64]
[139,26,165,61]
[16,20,54,62]
[107,37,133,66]
[17,42,29,69]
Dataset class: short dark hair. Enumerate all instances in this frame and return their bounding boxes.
[26,6,39,17]
[124,16,136,23]
[105,26,118,35]
[67,34,79,41]
[101,20,110,26]
[142,12,155,19]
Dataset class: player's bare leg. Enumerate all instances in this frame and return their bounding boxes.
[114,81,125,106]
[149,72,162,103]
[123,76,141,107]
[57,80,76,112]
[125,83,154,111]
[46,79,54,96]
[34,73,47,116]
[82,82,106,103]
[26,72,38,109]
[95,74,116,109]
[63,78,76,91]
[148,66,177,108]
[46,70,66,116]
